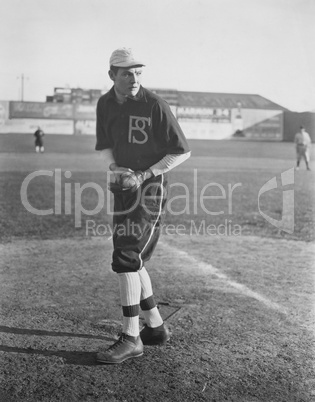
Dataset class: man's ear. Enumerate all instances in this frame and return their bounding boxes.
[108,70,115,82]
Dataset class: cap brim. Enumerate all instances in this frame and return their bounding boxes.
[111,61,145,68]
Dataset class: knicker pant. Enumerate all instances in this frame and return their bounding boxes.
[111,174,168,273]
[296,145,310,163]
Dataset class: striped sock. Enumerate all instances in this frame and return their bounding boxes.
[118,272,141,337]
[139,267,163,328]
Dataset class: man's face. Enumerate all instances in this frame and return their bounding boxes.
[109,67,143,98]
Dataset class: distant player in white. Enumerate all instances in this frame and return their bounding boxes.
[294,126,311,171]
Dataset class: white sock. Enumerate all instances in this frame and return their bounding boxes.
[138,267,163,328]
[118,272,141,337]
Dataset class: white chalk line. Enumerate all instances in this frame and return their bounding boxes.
[160,240,286,314]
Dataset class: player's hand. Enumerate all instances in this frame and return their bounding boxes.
[119,170,153,192]
[109,163,134,183]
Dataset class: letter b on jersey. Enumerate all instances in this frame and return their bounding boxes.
[128,116,150,144]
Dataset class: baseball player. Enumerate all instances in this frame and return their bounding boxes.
[294,126,312,170]
[95,48,190,364]
[34,126,45,153]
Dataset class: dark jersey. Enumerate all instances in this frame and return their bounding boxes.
[96,86,189,171]
[34,129,44,146]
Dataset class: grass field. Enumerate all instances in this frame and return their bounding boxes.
[0,134,314,401]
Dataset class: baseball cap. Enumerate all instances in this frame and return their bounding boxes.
[109,48,145,68]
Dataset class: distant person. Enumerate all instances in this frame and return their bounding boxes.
[34,126,45,153]
[294,126,311,170]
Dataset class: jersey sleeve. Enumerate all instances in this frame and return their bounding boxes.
[152,100,190,155]
[95,98,112,151]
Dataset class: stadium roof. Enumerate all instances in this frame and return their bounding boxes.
[150,89,288,110]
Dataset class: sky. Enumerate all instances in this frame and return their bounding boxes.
[1,0,315,112]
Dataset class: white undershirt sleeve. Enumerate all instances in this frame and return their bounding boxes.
[98,148,115,171]
[98,149,190,175]
[149,151,191,176]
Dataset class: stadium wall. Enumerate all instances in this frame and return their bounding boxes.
[0,97,286,140]
[237,109,283,141]
[0,101,95,135]
[175,105,232,140]
[176,109,283,140]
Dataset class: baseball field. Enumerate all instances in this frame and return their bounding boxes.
[0,134,314,401]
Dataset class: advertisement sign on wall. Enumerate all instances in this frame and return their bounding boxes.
[9,102,74,120]
[9,101,97,121]
[74,104,96,120]
[178,120,233,140]
[177,107,231,122]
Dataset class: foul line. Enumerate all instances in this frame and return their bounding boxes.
[160,240,286,313]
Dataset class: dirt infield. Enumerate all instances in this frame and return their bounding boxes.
[1,234,314,401]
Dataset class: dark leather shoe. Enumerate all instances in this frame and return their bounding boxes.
[96,334,143,364]
[140,323,170,345]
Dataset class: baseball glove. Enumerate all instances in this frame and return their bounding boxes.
[119,171,146,192]
[108,164,148,193]
[109,163,133,182]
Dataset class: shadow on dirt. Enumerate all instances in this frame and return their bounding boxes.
[0,345,99,366]
[0,325,113,340]
[0,325,117,366]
